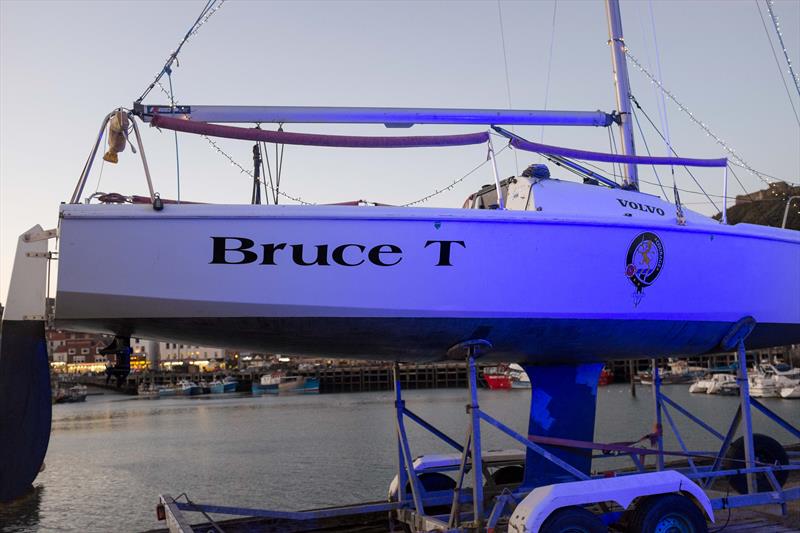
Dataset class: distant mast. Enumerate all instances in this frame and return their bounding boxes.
[605,0,639,189]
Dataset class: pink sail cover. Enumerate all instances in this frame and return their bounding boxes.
[510,138,727,167]
[150,115,490,148]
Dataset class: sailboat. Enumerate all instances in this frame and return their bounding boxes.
[52,124,799,363]
[1,0,798,504]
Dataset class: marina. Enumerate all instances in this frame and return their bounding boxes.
[1,385,798,532]
[1,0,799,531]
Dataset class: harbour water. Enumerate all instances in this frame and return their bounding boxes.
[2,384,799,533]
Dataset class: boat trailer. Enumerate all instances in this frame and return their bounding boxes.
[154,332,800,533]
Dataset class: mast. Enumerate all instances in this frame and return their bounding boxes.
[605,0,639,188]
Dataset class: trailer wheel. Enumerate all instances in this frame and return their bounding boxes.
[404,472,456,495]
[490,465,524,486]
[629,493,707,533]
[539,506,605,533]
[404,472,456,516]
[723,433,789,494]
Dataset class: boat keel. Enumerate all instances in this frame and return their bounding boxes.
[521,363,603,488]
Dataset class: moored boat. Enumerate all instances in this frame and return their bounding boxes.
[598,367,614,386]
[705,374,738,395]
[178,379,202,396]
[278,376,320,394]
[748,375,780,398]
[222,376,238,392]
[54,384,88,404]
[749,364,799,398]
[483,366,512,390]
[508,364,531,390]
[137,383,159,398]
[780,384,800,399]
[251,375,279,395]
[157,385,178,397]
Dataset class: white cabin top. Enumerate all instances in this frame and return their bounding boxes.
[467,176,715,226]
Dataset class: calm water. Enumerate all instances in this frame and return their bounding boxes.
[2,384,799,532]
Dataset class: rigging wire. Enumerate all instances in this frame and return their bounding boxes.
[153,80,309,204]
[539,0,558,149]
[756,0,800,127]
[606,127,621,182]
[136,0,224,103]
[92,135,109,196]
[625,49,797,186]
[167,71,181,203]
[275,128,286,205]
[728,164,756,203]
[260,141,275,204]
[402,144,509,207]
[497,0,519,174]
[204,136,312,204]
[630,94,719,210]
[631,107,668,199]
[765,0,800,100]
[646,0,673,156]
[578,158,739,203]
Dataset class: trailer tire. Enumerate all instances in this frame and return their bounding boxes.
[539,506,605,533]
[490,465,524,486]
[629,493,707,533]
[404,472,456,495]
[404,472,456,516]
[723,433,788,494]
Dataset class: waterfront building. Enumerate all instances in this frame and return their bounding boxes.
[47,330,112,373]
[158,342,226,370]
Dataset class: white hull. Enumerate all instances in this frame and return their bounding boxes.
[780,386,800,399]
[53,181,800,363]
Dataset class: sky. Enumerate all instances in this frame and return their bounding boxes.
[1,0,798,303]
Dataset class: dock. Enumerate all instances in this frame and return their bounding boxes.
[74,362,478,395]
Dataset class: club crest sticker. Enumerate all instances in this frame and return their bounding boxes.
[625,232,664,305]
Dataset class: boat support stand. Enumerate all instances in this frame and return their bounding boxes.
[645,317,800,512]
[394,340,595,532]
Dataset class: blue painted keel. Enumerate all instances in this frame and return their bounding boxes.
[521,363,603,488]
[0,320,52,502]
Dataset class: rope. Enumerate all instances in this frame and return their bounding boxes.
[496,0,519,174]
[765,0,800,100]
[402,144,509,207]
[756,0,800,127]
[626,48,797,186]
